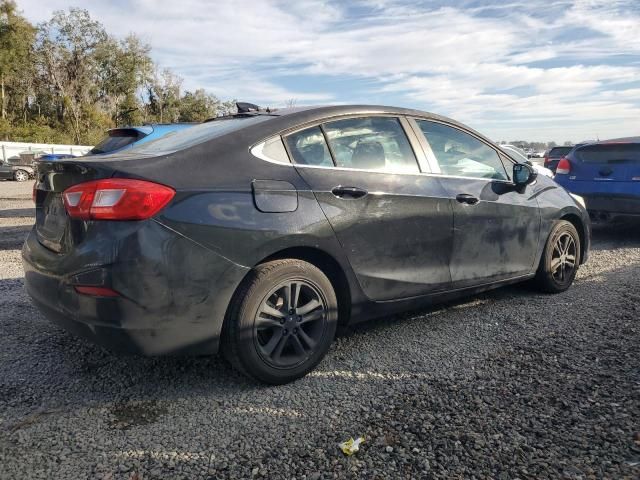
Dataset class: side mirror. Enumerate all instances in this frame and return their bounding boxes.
[513,162,537,186]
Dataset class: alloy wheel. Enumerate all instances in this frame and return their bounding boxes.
[551,232,577,282]
[14,170,28,182]
[254,280,327,368]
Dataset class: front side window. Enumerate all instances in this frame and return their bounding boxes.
[416,120,508,180]
[323,117,419,173]
[284,126,333,167]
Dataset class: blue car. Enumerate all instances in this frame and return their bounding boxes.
[38,153,77,161]
[88,124,194,155]
[554,137,640,222]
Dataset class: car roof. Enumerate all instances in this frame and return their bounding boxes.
[237,104,495,144]
[594,136,640,144]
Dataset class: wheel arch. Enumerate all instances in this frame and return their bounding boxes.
[258,246,352,325]
[560,213,586,264]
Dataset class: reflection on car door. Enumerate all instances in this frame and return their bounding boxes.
[284,117,453,301]
[412,119,541,288]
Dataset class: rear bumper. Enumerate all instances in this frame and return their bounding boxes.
[582,195,640,217]
[22,220,249,355]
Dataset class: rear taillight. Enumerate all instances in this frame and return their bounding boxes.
[32,183,37,203]
[556,157,571,175]
[543,156,549,166]
[62,178,175,220]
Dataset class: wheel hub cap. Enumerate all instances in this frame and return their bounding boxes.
[254,280,327,368]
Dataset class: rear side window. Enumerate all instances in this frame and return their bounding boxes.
[127,116,272,155]
[548,147,572,157]
[575,144,640,163]
[285,127,333,167]
[323,117,420,173]
[416,120,509,180]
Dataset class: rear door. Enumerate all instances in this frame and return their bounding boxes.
[284,116,453,301]
[411,119,541,288]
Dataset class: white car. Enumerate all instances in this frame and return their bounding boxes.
[500,145,553,177]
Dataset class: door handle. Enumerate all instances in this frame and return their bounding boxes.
[456,193,479,205]
[331,186,368,199]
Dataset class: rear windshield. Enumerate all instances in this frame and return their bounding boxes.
[127,116,273,155]
[90,129,142,154]
[576,143,640,164]
[548,146,572,157]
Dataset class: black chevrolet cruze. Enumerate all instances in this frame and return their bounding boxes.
[23,104,590,384]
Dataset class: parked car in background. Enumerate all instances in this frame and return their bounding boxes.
[38,153,77,161]
[88,123,195,155]
[554,137,640,222]
[544,146,574,173]
[25,104,590,384]
[500,145,554,178]
[0,157,35,182]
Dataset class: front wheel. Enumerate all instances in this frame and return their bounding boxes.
[534,220,581,293]
[223,259,338,384]
[14,169,29,182]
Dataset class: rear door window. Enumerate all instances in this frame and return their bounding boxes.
[322,117,420,173]
[416,120,509,180]
[576,144,640,164]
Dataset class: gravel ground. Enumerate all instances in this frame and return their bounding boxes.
[0,180,638,479]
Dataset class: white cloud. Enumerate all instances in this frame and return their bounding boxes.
[15,0,640,141]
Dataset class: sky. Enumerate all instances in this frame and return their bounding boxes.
[17,0,640,142]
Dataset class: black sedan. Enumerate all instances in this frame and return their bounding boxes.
[23,105,590,384]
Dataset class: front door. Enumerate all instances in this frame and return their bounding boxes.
[413,119,541,288]
[284,116,453,301]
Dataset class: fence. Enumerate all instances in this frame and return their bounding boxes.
[0,142,94,162]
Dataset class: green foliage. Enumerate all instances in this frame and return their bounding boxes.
[0,4,235,144]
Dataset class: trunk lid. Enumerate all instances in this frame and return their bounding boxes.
[34,160,114,253]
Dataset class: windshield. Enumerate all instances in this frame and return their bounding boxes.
[127,116,273,155]
[576,144,640,164]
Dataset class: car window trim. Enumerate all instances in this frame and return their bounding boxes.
[251,114,517,184]
[250,137,291,165]
[280,114,425,174]
[319,124,338,167]
[409,116,513,181]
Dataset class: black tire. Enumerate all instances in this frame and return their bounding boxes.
[222,259,338,384]
[14,169,29,182]
[534,220,581,293]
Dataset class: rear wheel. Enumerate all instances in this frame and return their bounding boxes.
[223,259,338,384]
[534,220,581,293]
[14,169,29,182]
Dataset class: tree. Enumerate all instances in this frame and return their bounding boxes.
[0,1,36,121]
[35,8,109,143]
[147,68,182,123]
[178,89,220,122]
[95,34,152,126]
